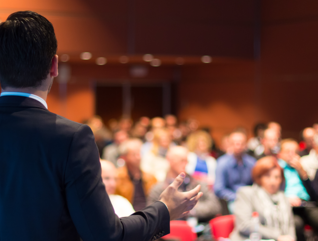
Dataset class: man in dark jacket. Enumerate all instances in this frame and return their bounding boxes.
[0,11,202,241]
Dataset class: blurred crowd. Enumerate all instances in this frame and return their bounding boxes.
[85,115,318,241]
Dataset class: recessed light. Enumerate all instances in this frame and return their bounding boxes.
[201,55,212,63]
[150,58,161,67]
[143,54,153,62]
[60,54,70,62]
[80,52,92,60]
[96,57,107,65]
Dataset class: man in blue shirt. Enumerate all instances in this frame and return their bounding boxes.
[278,139,318,241]
[214,131,256,213]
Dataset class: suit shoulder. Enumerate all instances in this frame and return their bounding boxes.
[54,114,91,134]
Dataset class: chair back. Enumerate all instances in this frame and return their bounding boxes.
[209,215,235,240]
[162,220,197,241]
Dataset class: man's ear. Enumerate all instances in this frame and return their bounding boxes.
[50,55,59,77]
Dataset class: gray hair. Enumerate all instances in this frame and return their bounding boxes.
[119,138,143,156]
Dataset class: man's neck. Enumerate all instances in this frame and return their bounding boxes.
[2,87,48,101]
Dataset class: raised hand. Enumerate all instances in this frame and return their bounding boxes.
[159,173,203,220]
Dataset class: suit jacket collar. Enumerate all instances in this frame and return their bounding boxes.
[0,96,48,110]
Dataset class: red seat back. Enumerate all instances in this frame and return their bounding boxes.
[162,220,197,241]
[209,215,235,240]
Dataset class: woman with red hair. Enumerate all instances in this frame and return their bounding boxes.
[230,156,295,241]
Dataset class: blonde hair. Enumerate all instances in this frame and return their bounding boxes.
[151,128,171,155]
[187,130,212,152]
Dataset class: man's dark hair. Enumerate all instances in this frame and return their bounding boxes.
[0,11,57,88]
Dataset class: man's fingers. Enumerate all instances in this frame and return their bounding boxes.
[183,185,201,200]
[170,173,185,189]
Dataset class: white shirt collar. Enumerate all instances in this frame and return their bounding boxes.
[0,92,48,109]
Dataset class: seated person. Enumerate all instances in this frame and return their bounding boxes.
[147,146,221,223]
[102,130,129,167]
[100,160,135,217]
[254,128,280,160]
[278,139,318,241]
[214,131,256,213]
[115,139,157,211]
[299,127,315,157]
[186,130,217,187]
[230,156,295,241]
[141,128,174,182]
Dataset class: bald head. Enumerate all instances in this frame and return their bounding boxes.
[268,122,281,137]
[101,160,117,195]
[229,132,247,156]
[263,128,279,151]
[166,146,188,177]
[303,127,315,149]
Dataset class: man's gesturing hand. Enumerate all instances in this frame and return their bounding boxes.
[159,173,203,220]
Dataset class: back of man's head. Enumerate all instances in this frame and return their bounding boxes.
[0,11,57,89]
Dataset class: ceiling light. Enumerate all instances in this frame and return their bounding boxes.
[201,55,212,63]
[143,54,153,62]
[96,57,107,65]
[150,58,161,67]
[80,52,92,60]
[60,54,70,62]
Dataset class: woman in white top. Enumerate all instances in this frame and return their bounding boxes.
[186,130,217,187]
[101,160,135,217]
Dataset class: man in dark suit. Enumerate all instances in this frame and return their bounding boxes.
[0,11,202,241]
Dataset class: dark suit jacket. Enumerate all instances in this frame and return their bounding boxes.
[0,96,169,241]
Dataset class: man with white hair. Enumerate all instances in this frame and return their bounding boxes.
[147,146,221,222]
[100,160,135,217]
[116,138,157,211]
[299,127,315,157]
[254,128,280,160]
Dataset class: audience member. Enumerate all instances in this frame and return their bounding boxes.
[254,128,280,160]
[268,121,282,138]
[186,130,217,187]
[100,160,135,217]
[278,139,318,241]
[301,133,318,195]
[141,128,174,182]
[231,156,295,241]
[299,127,315,157]
[118,117,133,133]
[141,117,166,154]
[247,122,267,156]
[102,130,129,166]
[147,146,221,223]
[130,121,147,142]
[87,115,112,156]
[115,139,157,211]
[214,131,256,213]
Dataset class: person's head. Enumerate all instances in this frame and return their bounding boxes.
[119,138,143,168]
[119,118,133,132]
[152,128,172,150]
[0,11,58,90]
[166,146,188,177]
[165,115,177,127]
[262,128,279,153]
[252,156,284,195]
[229,131,247,157]
[278,139,299,164]
[187,130,212,154]
[131,122,147,139]
[100,160,117,195]
[151,117,166,130]
[268,122,281,137]
[302,127,315,149]
[114,130,129,145]
[253,123,267,138]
